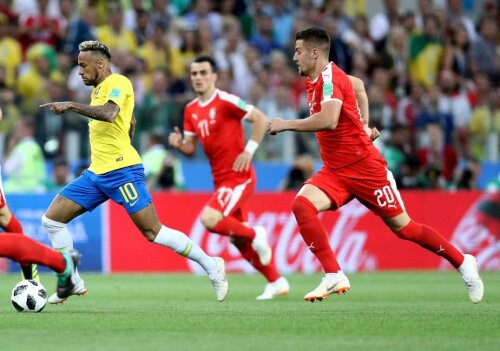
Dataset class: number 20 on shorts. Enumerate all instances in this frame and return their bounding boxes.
[119,182,138,203]
[374,185,395,208]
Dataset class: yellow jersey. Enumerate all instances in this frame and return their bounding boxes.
[89,73,142,174]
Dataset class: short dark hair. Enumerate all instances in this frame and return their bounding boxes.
[193,55,217,73]
[295,27,330,54]
[79,40,111,60]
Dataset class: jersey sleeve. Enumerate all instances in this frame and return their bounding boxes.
[218,91,254,120]
[320,65,344,105]
[105,75,130,109]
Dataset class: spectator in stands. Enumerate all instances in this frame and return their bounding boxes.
[149,0,173,32]
[249,8,282,60]
[383,124,413,186]
[379,25,409,97]
[342,15,375,66]
[368,0,401,51]
[416,86,455,147]
[0,65,20,157]
[279,154,315,191]
[96,3,137,54]
[3,117,46,193]
[0,12,21,88]
[325,0,353,37]
[142,132,184,191]
[414,0,434,32]
[325,16,353,73]
[417,122,458,187]
[46,157,72,191]
[443,23,471,80]
[133,9,152,46]
[437,69,472,153]
[468,89,500,162]
[183,0,222,40]
[214,19,252,99]
[17,0,63,54]
[62,3,96,59]
[34,77,67,159]
[271,0,294,48]
[142,132,168,190]
[260,84,298,162]
[136,70,179,149]
[408,14,443,89]
[137,23,181,78]
[454,157,481,190]
[16,43,63,114]
[446,0,476,41]
[468,16,499,85]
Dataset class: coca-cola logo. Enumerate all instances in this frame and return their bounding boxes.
[442,192,500,270]
[187,199,376,274]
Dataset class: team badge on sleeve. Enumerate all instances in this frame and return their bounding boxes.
[109,88,121,99]
[323,82,333,96]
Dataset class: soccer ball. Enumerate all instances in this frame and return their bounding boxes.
[11,279,48,313]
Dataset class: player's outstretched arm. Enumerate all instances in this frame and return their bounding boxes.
[40,101,119,123]
[233,107,268,172]
[168,126,197,156]
[268,101,341,135]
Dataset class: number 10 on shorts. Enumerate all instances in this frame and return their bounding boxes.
[119,182,138,203]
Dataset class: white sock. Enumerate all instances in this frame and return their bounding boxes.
[42,215,82,281]
[153,225,216,274]
[42,215,74,250]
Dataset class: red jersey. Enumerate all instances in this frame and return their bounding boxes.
[307,62,383,169]
[184,89,254,184]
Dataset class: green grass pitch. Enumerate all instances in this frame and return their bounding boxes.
[0,271,499,351]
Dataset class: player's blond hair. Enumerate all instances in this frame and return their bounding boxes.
[78,40,111,59]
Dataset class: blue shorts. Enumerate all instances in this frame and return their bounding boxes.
[60,164,152,214]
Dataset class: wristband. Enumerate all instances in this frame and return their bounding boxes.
[244,140,259,155]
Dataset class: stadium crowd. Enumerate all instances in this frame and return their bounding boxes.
[0,0,498,192]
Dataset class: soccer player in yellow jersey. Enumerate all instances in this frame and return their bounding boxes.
[40,41,228,304]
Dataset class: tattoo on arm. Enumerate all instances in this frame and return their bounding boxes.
[69,101,119,122]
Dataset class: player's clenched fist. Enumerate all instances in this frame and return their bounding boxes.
[168,126,183,148]
[267,118,287,135]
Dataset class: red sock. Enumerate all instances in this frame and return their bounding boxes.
[232,238,281,282]
[292,196,341,273]
[212,217,256,240]
[3,214,24,233]
[2,214,34,274]
[0,234,66,273]
[396,220,464,268]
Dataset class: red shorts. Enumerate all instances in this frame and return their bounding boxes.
[306,156,405,219]
[207,173,256,222]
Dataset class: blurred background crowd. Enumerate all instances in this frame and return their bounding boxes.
[0,0,498,193]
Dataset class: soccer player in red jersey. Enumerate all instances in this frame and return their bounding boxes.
[169,56,289,300]
[0,233,80,299]
[268,27,484,303]
[0,106,38,281]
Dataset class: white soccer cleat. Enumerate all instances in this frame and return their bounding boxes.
[251,226,272,266]
[208,257,229,302]
[304,271,350,302]
[48,278,87,304]
[457,254,484,304]
[256,277,290,300]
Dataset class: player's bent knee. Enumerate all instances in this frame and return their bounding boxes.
[292,196,318,223]
[200,214,219,230]
[142,229,157,242]
[394,220,422,241]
